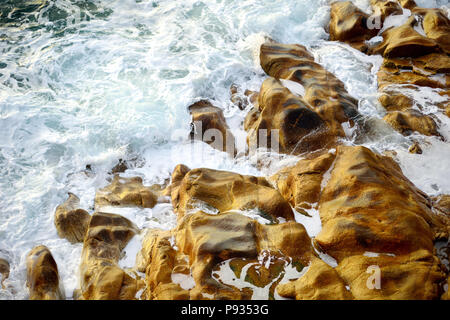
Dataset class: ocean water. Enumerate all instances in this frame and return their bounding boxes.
[0,0,449,299]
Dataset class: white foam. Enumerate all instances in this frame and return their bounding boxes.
[171,273,196,290]
[293,207,322,238]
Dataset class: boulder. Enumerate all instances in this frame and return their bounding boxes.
[329,1,379,52]
[80,212,141,300]
[26,245,64,300]
[54,193,90,243]
[169,166,295,222]
[270,152,335,210]
[315,146,446,261]
[0,258,9,288]
[188,100,235,155]
[371,16,441,58]
[95,175,159,210]
[378,64,448,91]
[336,250,446,299]
[383,110,440,137]
[246,77,336,155]
[175,211,313,299]
[136,229,190,300]
[259,43,360,135]
[421,8,450,54]
[276,257,353,300]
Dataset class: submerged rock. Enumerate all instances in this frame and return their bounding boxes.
[79,212,141,300]
[26,245,64,300]
[54,193,90,243]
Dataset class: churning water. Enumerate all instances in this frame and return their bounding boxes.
[0,0,449,299]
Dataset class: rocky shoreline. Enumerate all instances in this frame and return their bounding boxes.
[8,0,450,300]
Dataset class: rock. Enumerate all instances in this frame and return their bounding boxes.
[164,164,190,201]
[175,211,313,299]
[276,257,353,300]
[95,175,159,210]
[54,193,90,243]
[188,100,235,155]
[259,43,360,135]
[110,159,128,174]
[245,77,336,155]
[371,16,441,58]
[80,212,141,300]
[378,92,413,111]
[370,0,402,21]
[408,141,423,154]
[270,152,335,210]
[0,258,9,288]
[329,1,379,52]
[399,0,417,10]
[421,8,450,54]
[412,53,450,74]
[136,229,190,300]
[136,210,312,300]
[169,165,295,222]
[378,67,447,91]
[432,195,450,216]
[383,110,440,137]
[377,62,448,91]
[314,145,446,262]
[26,245,64,300]
[336,250,445,299]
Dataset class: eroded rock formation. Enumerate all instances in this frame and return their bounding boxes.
[188,100,236,155]
[79,212,142,300]
[95,175,160,210]
[26,245,64,300]
[54,193,90,243]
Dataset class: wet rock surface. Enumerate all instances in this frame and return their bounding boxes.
[54,193,91,243]
[95,175,160,210]
[80,212,141,300]
[26,245,64,300]
[188,100,236,155]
